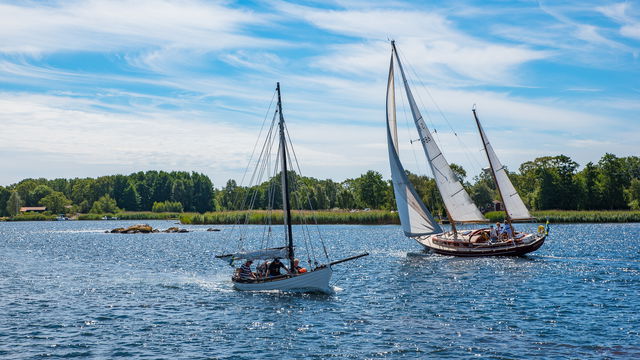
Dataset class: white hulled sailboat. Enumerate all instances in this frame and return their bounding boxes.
[216,83,367,291]
[387,41,546,256]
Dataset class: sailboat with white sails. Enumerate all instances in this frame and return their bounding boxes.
[386,41,547,256]
[216,83,368,292]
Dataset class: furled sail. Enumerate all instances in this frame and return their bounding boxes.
[387,54,443,236]
[217,247,290,262]
[391,43,486,223]
[473,110,533,220]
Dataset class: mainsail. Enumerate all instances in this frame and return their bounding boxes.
[386,53,443,236]
[391,42,486,223]
[473,109,533,220]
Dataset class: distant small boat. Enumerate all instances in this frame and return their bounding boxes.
[216,83,367,292]
[386,41,547,257]
[55,214,69,221]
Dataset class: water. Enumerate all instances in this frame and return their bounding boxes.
[1,221,639,359]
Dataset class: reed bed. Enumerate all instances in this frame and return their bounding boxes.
[78,212,183,220]
[6,214,57,221]
[485,210,640,223]
[180,210,400,225]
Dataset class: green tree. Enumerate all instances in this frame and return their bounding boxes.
[449,163,467,183]
[90,194,120,214]
[39,191,71,214]
[121,182,141,211]
[353,170,388,209]
[598,153,628,209]
[576,162,600,210]
[0,186,11,217]
[6,191,22,216]
[30,185,54,205]
[14,179,39,205]
[625,178,640,210]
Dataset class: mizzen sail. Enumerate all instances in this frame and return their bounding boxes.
[473,109,533,220]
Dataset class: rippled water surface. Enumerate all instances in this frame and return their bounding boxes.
[1,221,639,359]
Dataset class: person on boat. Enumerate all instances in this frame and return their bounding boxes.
[291,259,307,274]
[503,223,514,239]
[267,258,288,277]
[489,225,498,243]
[238,260,256,280]
[256,261,269,278]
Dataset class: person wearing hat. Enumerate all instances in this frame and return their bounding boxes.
[238,259,256,280]
[267,258,288,277]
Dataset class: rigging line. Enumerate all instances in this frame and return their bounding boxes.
[283,122,330,263]
[233,110,279,248]
[396,47,484,176]
[229,108,278,239]
[233,89,277,200]
[288,174,316,267]
[396,68,426,177]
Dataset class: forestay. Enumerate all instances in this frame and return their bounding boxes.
[474,111,533,220]
[386,54,443,236]
[391,44,486,223]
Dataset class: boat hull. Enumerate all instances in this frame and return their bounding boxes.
[414,230,546,257]
[232,266,332,293]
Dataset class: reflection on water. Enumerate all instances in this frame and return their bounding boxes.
[0,221,639,358]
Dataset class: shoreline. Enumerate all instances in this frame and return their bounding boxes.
[3,210,640,224]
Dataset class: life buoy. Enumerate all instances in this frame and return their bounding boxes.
[299,267,307,273]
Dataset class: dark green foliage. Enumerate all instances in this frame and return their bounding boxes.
[90,195,120,214]
[6,191,22,216]
[121,182,141,211]
[0,186,10,217]
[2,152,639,218]
[39,191,71,214]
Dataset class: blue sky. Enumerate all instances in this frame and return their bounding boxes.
[0,0,638,187]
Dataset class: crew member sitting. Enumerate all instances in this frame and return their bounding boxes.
[238,260,256,280]
[291,258,307,274]
[256,261,269,278]
[267,258,288,277]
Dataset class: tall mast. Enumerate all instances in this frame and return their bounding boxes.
[391,41,458,236]
[276,82,295,266]
[472,107,514,232]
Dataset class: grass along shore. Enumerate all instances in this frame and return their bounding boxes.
[3,210,640,223]
[179,210,399,225]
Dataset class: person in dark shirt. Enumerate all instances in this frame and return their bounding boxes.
[267,258,288,277]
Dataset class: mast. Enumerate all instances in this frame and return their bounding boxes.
[276,82,295,267]
[472,107,514,232]
[391,41,458,235]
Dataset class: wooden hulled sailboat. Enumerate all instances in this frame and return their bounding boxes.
[386,41,546,256]
[216,83,367,292]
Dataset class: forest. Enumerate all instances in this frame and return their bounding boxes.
[1,153,639,218]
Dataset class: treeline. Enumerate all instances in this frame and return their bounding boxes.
[0,171,214,216]
[1,153,639,218]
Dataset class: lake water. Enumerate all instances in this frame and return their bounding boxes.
[1,221,639,359]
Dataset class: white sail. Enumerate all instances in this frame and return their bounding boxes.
[474,111,533,220]
[392,44,486,223]
[386,54,443,236]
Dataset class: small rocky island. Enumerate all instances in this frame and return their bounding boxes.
[108,224,189,234]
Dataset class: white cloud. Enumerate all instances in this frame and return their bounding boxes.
[0,0,271,54]
[277,2,548,85]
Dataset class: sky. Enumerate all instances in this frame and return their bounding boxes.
[0,0,638,187]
